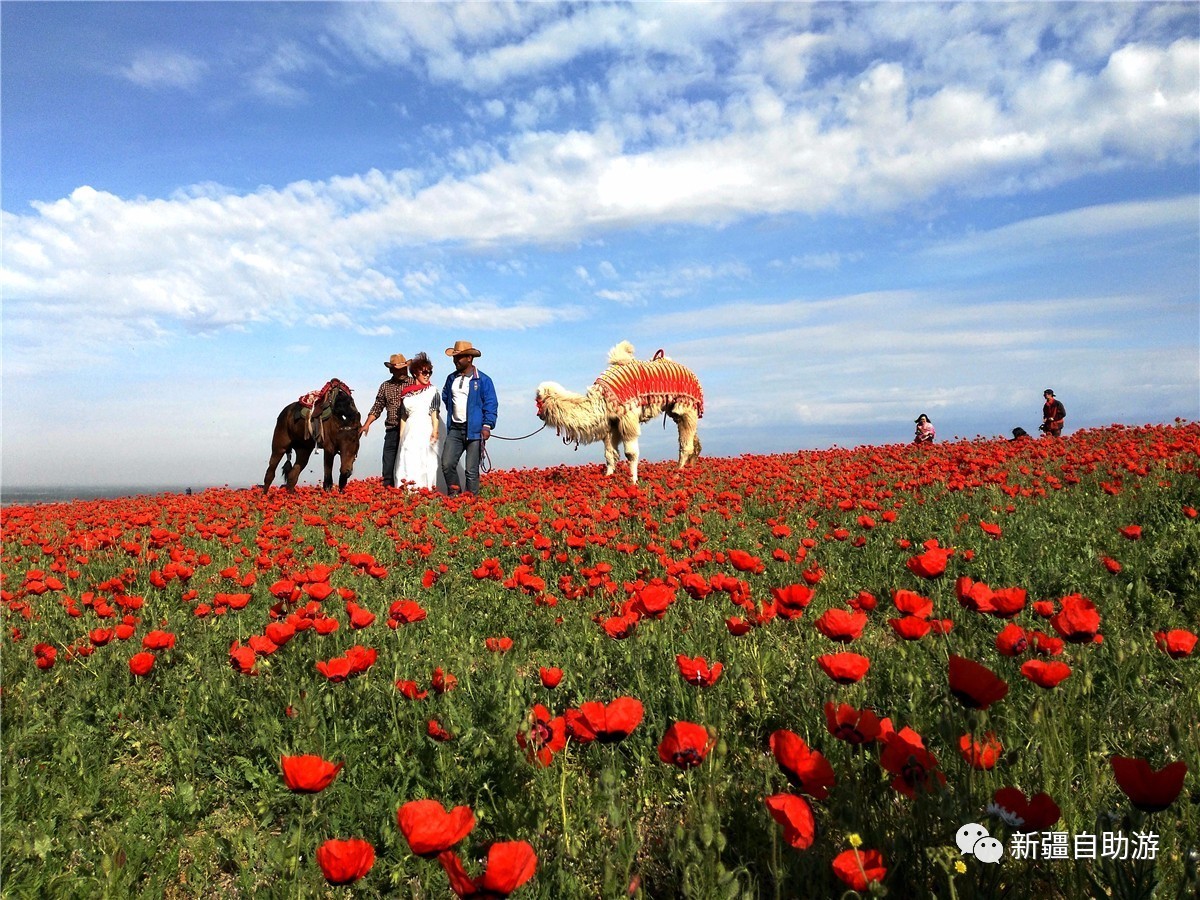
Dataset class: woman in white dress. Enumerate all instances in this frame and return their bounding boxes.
[395,354,441,490]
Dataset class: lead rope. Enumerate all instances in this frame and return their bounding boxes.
[479,423,548,473]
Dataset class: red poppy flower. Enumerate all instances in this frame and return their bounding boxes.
[516,703,567,767]
[539,666,564,688]
[1050,594,1102,643]
[261,621,294,647]
[905,545,954,579]
[1100,555,1123,574]
[980,521,1003,539]
[847,590,878,611]
[1020,659,1073,688]
[948,655,1009,710]
[1154,629,1197,658]
[630,583,676,618]
[602,612,638,640]
[129,651,156,677]
[346,602,376,629]
[1110,756,1188,812]
[658,721,714,770]
[832,848,887,890]
[438,840,538,898]
[995,622,1029,657]
[229,641,257,675]
[395,679,428,700]
[814,608,868,643]
[141,629,176,650]
[389,599,428,625]
[427,719,454,741]
[316,657,352,682]
[33,643,57,670]
[891,589,933,619]
[987,587,1027,619]
[675,654,724,687]
[764,793,815,850]
[248,634,279,656]
[315,838,375,885]
[725,616,753,635]
[824,702,884,746]
[397,799,475,857]
[431,667,458,694]
[769,730,836,799]
[958,732,1003,770]
[89,628,114,646]
[280,754,344,793]
[1031,630,1065,656]
[727,549,765,574]
[770,584,815,615]
[1119,525,1142,540]
[565,697,644,744]
[817,652,870,684]
[889,615,932,640]
[880,727,944,798]
[990,787,1061,830]
[485,636,514,653]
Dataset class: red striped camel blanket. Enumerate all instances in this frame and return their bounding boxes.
[593,354,704,418]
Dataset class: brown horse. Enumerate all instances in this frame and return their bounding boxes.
[263,380,362,492]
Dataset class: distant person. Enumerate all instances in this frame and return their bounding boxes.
[913,414,935,445]
[395,353,441,491]
[1010,427,1031,441]
[440,340,497,496]
[1040,389,1065,437]
[360,354,413,487]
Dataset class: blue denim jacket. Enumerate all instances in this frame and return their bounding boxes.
[441,368,498,440]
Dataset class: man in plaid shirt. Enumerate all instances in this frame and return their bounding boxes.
[360,354,413,487]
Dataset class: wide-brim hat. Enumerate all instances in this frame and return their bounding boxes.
[386,353,409,371]
[445,340,482,358]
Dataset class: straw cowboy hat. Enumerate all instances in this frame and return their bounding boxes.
[385,353,409,371]
[445,340,482,358]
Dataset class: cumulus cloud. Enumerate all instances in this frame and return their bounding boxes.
[4,3,1197,378]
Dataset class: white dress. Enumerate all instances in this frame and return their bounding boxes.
[396,386,441,490]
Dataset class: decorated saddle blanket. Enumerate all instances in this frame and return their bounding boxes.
[594,356,704,418]
[295,379,350,421]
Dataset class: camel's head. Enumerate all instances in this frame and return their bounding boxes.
[534,382,559,421]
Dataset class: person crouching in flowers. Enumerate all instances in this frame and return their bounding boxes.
[914,414,935,445]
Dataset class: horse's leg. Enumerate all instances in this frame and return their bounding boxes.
[288,445,314,491]
[264,446,285,492]
[337,449,355,492]
[323,449,335,492]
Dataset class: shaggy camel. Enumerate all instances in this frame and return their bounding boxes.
[535,341,703,483]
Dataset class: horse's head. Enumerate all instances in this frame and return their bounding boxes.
[328,381,361,428]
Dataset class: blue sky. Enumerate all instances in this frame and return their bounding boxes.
[3,1,1197,489]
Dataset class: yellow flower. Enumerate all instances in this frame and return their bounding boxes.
[848,833,863,849]
[955,860,967,874]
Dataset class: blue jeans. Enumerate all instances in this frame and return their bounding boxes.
[440,423,481,494]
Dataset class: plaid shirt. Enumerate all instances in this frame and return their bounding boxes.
[368,376,413,428]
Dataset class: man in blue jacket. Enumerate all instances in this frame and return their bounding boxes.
[440,340,498,495]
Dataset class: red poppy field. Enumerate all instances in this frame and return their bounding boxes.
[3,423,1198,898]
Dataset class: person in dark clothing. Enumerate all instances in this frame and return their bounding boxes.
[360,354,413,487]
[1040,389,1065,437]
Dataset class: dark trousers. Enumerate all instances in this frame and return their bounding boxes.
[440,423,481,494]
[381,426,400,487]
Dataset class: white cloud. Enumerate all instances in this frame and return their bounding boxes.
[119,49,207,89]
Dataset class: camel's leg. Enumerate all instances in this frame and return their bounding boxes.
[623,423,641,483]
[288,446,314,490]
[672,408,700,468]
[602,426,620,477]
